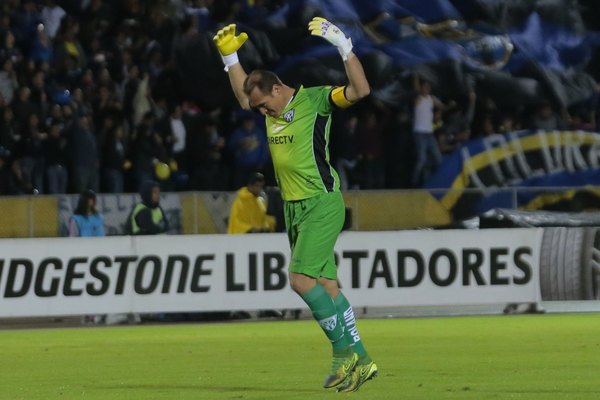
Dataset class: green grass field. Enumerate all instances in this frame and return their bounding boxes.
[1,314,600,399]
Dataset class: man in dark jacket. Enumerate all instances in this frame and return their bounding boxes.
[127,180,169,235]
[69,115,98,193]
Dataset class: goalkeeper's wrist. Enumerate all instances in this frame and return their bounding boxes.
[221,52,239,72]
[337,37,353,61]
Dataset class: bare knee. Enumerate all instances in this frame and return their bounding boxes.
[289,272,317,295]
[318,277,340,299]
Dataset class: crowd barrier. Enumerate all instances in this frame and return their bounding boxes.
[0,190,451,237]
[3,186,600,238]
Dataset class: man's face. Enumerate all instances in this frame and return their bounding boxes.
[151,186,160,203]
[248,85,285,118]
[421,81,432,95]
[248,181,264,197]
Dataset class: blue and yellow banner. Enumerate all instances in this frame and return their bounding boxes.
[426,130,600,218]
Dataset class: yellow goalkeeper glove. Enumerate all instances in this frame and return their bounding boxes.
[213,24,248,71]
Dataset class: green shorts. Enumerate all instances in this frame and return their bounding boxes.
[284,191,345,280]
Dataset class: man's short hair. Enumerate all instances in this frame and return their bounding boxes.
[243,70,282,96]
[248,172,265,185]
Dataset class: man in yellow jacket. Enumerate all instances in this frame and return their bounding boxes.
[228,172,275,234]
[227,172,281,319]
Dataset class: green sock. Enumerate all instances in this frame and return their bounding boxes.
[334,291,372,363]
[301,284,349,352]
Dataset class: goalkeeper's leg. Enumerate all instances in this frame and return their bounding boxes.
[292,274,357,388]
[335,292,371,362]
[334,291,378,392]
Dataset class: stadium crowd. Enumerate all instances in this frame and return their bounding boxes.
[0,0,598,196]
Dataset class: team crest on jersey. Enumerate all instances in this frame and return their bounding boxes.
[283,109,295,123]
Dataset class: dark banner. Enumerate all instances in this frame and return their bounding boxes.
[176,0,600,109]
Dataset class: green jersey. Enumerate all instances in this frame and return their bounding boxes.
[265,85,340,201]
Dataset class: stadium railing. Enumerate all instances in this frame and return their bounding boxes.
[1,186,598,238]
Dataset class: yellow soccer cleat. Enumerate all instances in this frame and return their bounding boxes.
[337,360,378,392]
[213,24,248,56]
[323,352,358,389]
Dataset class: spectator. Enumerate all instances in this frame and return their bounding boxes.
[71,87,92,117]
[569,108,596,131]
[68,114,98,192]
[54,18,86,71]
[0,146,11,194]
[30,23,53,64]
[0,106,19,153]
[0,30,22,65]
[60,103,76,131]
[55,53,82,87]
[228,112,269,189]
[126,178,171,325]
[157,104,187,167]
[357,108,386,189]
[130,111,166,190]
[227,171,281,319]
[40,0,66,39]
[68,188,109,325]
[45,103,63,126]
[68,189,104,237]
[145,46,164,80]
[435,110,455,155]
[29,70,49,115]
[528,102,566,131]
[101,124,127,193]
[20,112,47,193]
[44,121,67,193]
[189,118,225,190]
[411,75,455,187]
[133,73,152,127]
[497,112,520,134]
[0,59,18,104]
[92,85,119,128]
[121,63,140,126]
[8,157,35,195]
[78,68,96,101]
[385,106,413,188]
[126,180,169,235]
[437,90,476,155]
[80,0,114,45]
[333,114,361,190]
[227,172,275,234]
[12,86,36,127]
[478,113,497,137]
[444,90,476,137]
[146,7,176,60]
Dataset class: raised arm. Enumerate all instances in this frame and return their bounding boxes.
[213,24,251,110]
[226,63,251,110]
[308,17,370,104]
[342,51,370,101]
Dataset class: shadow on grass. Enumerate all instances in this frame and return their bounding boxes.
[91,384,321,393]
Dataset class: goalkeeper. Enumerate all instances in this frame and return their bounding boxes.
[214,18,376,392]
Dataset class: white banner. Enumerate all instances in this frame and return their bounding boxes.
[0,229,543,317]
